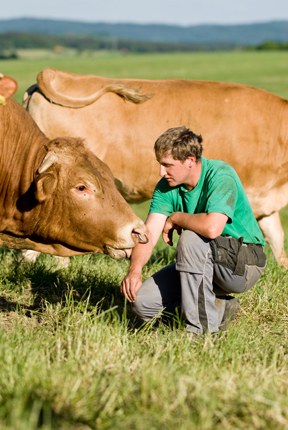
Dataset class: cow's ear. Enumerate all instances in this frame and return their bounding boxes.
[0,75,18,99]
[35,172,57,202]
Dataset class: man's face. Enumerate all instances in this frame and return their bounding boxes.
[158,151,193,187]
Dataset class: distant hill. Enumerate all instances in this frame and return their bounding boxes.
[0,18,288,46]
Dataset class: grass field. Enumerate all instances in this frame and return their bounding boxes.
[0,51,288,430]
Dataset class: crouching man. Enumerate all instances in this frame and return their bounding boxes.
[120,126,266,336]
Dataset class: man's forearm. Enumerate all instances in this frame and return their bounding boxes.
[127,212,167,276]
[128,240,155,274]
[169,212,228,239]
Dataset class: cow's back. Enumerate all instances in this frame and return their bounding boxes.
[26,77,288,210]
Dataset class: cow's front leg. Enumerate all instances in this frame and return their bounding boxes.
[258,211,288,268]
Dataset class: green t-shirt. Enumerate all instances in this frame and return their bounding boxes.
[149,157,265,245]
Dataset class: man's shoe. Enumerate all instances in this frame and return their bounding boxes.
[219,297,240,331]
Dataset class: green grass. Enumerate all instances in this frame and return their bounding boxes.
[0,249,287,430]
[0,51,288,429]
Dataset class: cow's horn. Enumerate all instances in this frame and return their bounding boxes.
[38,151,58,174]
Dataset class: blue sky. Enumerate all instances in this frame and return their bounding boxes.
[1,0,288,25]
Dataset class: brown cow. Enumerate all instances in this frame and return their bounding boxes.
[23,68,288,267]
[0,73,147,259]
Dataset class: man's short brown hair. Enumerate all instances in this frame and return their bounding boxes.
[154,126,203,161]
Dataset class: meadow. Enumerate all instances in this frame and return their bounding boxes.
[0,50,287,430]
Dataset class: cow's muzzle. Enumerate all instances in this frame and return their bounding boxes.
[104,246,128,260]
[104,232,148,260]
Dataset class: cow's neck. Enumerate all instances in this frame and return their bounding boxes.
[0,99,48,230]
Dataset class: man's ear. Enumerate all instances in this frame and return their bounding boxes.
[188,155,196,166]
[34,171,57,202]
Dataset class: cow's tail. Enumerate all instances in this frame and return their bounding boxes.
[22,81,153,109]
[104,83,153,104]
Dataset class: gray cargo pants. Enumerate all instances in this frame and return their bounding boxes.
[132,230,265,334]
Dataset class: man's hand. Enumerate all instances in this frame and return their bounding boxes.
[120,271,142,302]
[162,216,182,246]
[120,212,167,302]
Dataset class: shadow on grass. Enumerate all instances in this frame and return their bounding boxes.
[0,250,143,327]
[0,247,179,331]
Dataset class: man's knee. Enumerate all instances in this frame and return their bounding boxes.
[132,292,151,321]
[178,230,199,248]
[176,230,211,273]
[131,279,163,321]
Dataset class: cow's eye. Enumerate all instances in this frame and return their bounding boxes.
[76,185,86,192]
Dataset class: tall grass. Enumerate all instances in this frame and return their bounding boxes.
[0,249,287,429]
[0,51,287,429]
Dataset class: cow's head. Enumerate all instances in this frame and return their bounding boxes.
[26,137,147,258]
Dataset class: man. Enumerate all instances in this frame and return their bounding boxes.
[121,126,266,335]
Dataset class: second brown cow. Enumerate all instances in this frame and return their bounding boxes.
[23,68,288,267]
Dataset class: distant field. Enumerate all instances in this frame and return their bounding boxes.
[1,50,288,102]
[0,51,287,430]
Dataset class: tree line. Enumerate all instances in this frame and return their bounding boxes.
[0,32,287,58]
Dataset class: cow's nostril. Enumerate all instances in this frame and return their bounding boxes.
[133,231,149,244]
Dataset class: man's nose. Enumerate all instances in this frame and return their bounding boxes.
[160,165,166,176]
